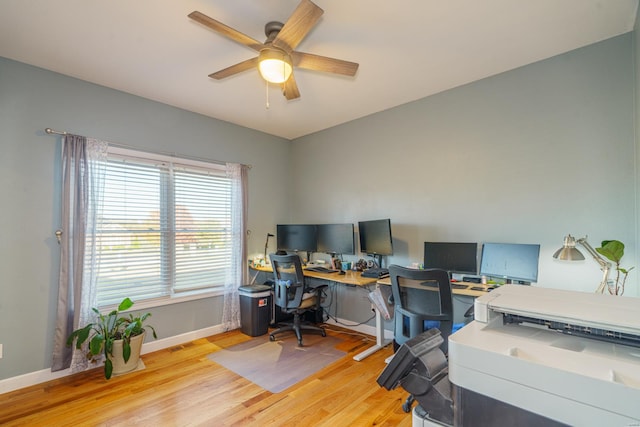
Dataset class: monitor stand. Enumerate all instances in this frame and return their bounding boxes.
[294,250,312,265]
[371,254,383,268]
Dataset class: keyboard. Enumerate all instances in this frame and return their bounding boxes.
[361,268,389,278]
[471,285,496,292]
[420,281,469,290]
[306,266,339,273]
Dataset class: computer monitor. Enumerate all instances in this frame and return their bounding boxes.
[358,218,393,257]
[276,224,317,253]
[479,242,540,284]
[317,223,355,255]
[423,242,478,275]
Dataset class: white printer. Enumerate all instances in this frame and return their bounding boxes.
[448,284,640,426]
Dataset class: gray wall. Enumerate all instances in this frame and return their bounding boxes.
[635,2,640,288]
[0,57,291,380]
[1,30,638,382]
[292,34,636,302]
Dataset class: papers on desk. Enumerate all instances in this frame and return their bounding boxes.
[368,285,394,320]
[306,266,339,273]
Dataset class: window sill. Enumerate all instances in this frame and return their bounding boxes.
[99,289,225,313]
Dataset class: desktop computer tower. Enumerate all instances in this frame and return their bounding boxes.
[272,303,293,326]
[304,307,325,324]
[264,279,323,326]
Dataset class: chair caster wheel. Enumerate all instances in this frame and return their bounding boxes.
[402,395,414,413]
[321,330,326,337]
[269,335,275,341]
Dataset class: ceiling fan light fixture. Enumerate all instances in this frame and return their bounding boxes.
[190,1,358,100]
[258,48,292,84]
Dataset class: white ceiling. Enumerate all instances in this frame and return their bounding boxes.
[0,1,637,140]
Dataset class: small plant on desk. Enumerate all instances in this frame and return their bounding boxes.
[596,240,634,295]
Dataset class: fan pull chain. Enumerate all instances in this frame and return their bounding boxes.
[265,80,270,109]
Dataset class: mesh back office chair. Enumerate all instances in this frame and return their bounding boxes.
[390,265,454,353]
[389,265,455,413]
[269,253,327,346]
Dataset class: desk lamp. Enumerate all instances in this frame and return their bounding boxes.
[264,233,274,265]
[553,234,611,293]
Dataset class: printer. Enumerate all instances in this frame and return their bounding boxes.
[448,284,640,426]
[378,284,640,426]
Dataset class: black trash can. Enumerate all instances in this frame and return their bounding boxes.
[238,284,272,337]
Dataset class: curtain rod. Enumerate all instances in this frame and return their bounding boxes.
[44,128,251,169]
[45,128,67,135]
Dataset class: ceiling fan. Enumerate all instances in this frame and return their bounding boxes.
[188,0,359,100]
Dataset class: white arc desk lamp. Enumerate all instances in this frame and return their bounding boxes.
[553,234,611,293]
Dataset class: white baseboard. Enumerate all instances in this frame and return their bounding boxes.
[324,316,394,341]
[0,365,74,395]
[0,324,226,395]
[139,325,225,355]
[0,321,389,395]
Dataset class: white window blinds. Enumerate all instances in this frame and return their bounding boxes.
[95,149,231,307]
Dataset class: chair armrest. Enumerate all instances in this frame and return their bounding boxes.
[274,279,304,309]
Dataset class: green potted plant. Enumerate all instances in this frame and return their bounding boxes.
[596,240,634,296]
[66,297,157,379]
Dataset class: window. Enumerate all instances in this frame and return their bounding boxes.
[95,147,232,307]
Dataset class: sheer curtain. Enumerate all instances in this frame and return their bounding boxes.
[51,136,107,372]
[222,163,249,331]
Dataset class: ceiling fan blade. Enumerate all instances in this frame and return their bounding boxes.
[282,74,301,100]
[293,52,359,76]
[272,0,324,54]
[208,57,259,80]
[189,11,265,52]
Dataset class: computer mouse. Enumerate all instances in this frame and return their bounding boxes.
[339,270,346,275]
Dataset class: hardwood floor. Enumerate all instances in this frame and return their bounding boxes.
[0,326,412,426]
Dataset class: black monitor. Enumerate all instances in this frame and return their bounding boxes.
[317,223,355,255]
[423,242,478,275]
[358,218,393,258]
[479,242,540,284]
[276,224,317,253]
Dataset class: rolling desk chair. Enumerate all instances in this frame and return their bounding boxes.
[269,253,327,346]
[389,265,454,413]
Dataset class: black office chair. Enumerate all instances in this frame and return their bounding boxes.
[269,253,326,346]
[388,265,454,412]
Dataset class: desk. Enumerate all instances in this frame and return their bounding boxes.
[250,264,376,286]
[376,277,494,298]
[249,264,383,360]
[374,278,492,359]
[299,270,384,361]
[249,264,491,361]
